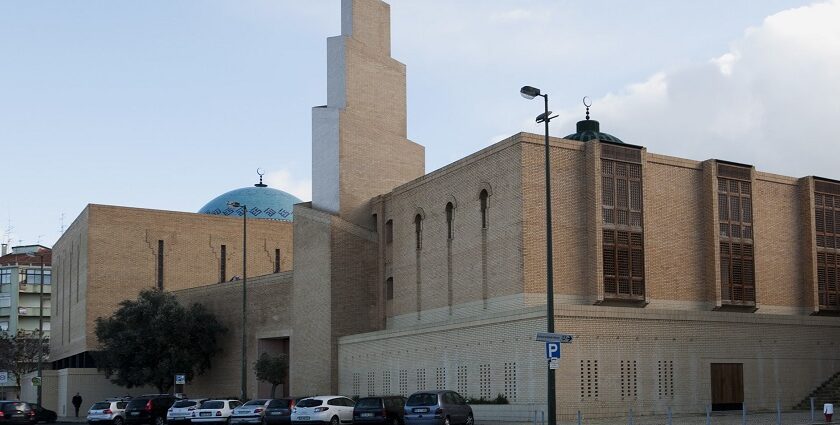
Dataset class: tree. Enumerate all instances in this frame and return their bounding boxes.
[94,288,226,393]
[0,330,49,398]
[253,353,287,398]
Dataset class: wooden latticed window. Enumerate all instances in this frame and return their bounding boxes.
[815,180,840,308]
[602,155,645,299]
[718,174,755,304]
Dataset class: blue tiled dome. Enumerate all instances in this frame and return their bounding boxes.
[198,186,302,221]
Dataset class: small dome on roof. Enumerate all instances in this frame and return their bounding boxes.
[564,119,624,144]
[198,174,302,220]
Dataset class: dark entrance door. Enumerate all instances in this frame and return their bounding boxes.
[711,363,744,411]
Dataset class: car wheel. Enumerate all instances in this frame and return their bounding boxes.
[154,416,166,425]
[329,416,339,425]
[114,417,124,425]
[465,414,474,425]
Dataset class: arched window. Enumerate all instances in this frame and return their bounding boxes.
[385,219,394,243]
[446,202,454,239]
[415,214,423,250]
[479,189,489,229]
[386,277,394,300]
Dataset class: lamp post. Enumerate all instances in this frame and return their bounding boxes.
[228,201,248,401]
[520,85,558,425]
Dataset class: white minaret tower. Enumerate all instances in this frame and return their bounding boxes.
[311,0,425,225]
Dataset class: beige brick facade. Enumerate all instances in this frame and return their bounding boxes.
[51,204,293,361]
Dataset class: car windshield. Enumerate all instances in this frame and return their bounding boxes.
[172,401,196,408]
[126,399,150,409]
[91,402,111,410]
[406,393,438,407]
[200,401,224,409]
[355,398,381,409]
[296,399,322,408]
[243,400,267,406]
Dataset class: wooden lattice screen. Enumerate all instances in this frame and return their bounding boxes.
[815,179,840,308]
[717,163,755,304]
[602,149,645,300]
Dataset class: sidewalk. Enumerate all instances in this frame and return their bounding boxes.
[476,410,830,425]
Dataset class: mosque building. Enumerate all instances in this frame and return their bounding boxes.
[38,0,840,421]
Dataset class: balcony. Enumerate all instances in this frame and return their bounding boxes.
[16,306,51,317]
[18,284,51,294]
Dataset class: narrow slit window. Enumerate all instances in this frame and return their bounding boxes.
[157,240,164,289]
[446,202,454,240]
[415,214,423,250]
[220,244,227,283]
[385,220,394,243]
[480,190,489,229]
[386,277,394,300]
[274,248,281,273]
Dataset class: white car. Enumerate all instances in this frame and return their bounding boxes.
[87,399,129,425]
[290,396,355,425]
[229,399,270,425]
[167,399,208,424]
[192,400,242,424]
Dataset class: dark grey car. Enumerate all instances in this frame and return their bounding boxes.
[403,391,472,425]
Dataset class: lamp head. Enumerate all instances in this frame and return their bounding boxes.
[520,85,541,100]
[536,111,554,123]
[227,201,242,208]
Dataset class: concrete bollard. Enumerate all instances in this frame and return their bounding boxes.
[577,410,582,425]
[706,404,711,425]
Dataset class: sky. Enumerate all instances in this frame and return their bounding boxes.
[2,0,839,247]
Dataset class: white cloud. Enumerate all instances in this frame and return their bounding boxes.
[264,169,311,202]
[550,0,840,179]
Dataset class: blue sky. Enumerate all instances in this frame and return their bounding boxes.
[2,0,839,247]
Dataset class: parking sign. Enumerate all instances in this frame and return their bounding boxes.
[545,342,561,359]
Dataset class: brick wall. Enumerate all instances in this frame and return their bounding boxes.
[51,204,293,361]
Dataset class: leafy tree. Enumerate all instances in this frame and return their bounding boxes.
[253,353,287,398]
[94,288,226,393]
[0,330,49,398]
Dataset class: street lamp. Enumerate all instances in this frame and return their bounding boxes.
[520,85,558,425]
[227,201,248,401]
[25,250,46,407]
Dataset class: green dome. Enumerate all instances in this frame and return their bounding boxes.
[564,119,624,144]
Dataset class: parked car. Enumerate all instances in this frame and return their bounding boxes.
[87,399,129,425]
[230,400,269,425]
[29,404,56,424]
[404,391,472,425]
[353,396,405,425]
[124,395,178,425]
[167,399,208,425]
[290,396,354,425]
[0,401,36,425]
[262,398,304,425]
[191,400,241,424]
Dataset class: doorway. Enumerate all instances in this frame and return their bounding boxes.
[711,363,744,411]
[257,337,290,398]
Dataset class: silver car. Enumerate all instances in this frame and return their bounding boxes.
[167,399,208,425]
[229,400,270,425]
[87,400,129,425]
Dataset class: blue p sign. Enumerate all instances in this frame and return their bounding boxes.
[545,342,561,359]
